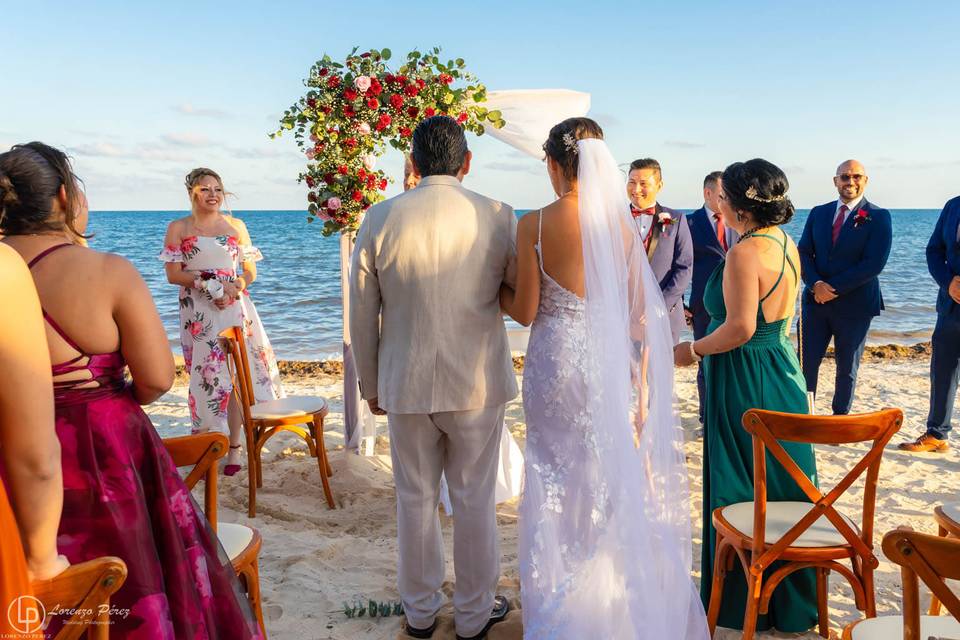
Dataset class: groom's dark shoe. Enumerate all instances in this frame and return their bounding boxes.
[404,618,438,639]
[456,595,510,640]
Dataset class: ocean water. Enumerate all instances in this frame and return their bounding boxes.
[86,208,942,361]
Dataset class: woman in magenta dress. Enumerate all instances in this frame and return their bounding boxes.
[0,142,262,639]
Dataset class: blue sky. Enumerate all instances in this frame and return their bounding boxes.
[2,0,958,210]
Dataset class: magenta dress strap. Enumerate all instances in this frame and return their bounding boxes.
[25,243,88,357]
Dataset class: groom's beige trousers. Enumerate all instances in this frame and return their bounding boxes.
[388,404,505,637]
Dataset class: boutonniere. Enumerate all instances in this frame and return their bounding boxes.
[658,212,675,229]
[853,208,871,227]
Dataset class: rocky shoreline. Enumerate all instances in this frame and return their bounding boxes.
[172,341,933,385]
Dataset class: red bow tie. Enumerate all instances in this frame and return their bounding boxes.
[631,205,656,218]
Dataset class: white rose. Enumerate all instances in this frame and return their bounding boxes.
[363,154,377,171]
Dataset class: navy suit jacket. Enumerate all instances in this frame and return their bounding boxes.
[927,196,960,317]
[797,198,892,317]
[643,204,693,337]
[686,207,727,316]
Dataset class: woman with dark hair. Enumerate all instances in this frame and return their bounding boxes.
[161,168,283,475]
[674,159,818,633]
[501,118,708,638]
[0,143,263,639]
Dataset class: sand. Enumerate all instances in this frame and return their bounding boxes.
[147,356,956,640]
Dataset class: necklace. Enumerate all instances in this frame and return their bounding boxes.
[737,224,772,244]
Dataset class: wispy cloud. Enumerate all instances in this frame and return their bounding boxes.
[162,132,212,147]
[174,103,230,119]
[69,142,128,157]
[225,145,303,160]
[664,140,706,149]
[590,112,623,127]
[484,160,542,176]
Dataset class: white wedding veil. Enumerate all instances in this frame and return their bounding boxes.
[575,138,708,638]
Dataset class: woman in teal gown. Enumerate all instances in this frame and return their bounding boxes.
[675,159,819,633]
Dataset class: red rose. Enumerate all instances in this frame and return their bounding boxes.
[457,112,468,124]
[360,52,370,58]
[306,98,317,108]
[327,76,341,88]
[307,192,317,203]
[314,143,324,152]
[319,68,329,77]
[305,176,315,188]
[384,73,396,84]
[337,165,349,175]
[369,79,383,95]
[343,105,356,118]
[344,137,357,148]
[321,106,333,115]
[344,88,358,101]
[436,74,452,85]
[323,173,335,185]
[363,203,371,210]
[407,106,419,118]
[389,94,404,110]
[425,107,436,117]
[417,78,427,88]
[395,74,407,85]
[400,126,412,138]
[351,190,363,202]
[404,84,420,97]
[379,178,388,190]
[376,113,392,131]
[367,98,379,110]
[358,168,367,180]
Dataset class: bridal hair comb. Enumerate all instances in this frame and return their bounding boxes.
[562,133,578,155]
[745,185,786,203]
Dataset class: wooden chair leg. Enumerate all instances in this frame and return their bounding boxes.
[313,415,335,509]
[930,525,947,615]
[245,559,266,637]
[862,562,876,617]
[245,420,258,518]
[92,602,110,640]
[706,539,728,635]
[742,571,762,640]
[816,568,830,638]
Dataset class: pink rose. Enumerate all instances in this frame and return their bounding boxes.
[357,122,371,135]
[354,75,372,93]
[362,154,377,171]
[309,133,319,143]
[305,148,316,160]
[327,197,342,211]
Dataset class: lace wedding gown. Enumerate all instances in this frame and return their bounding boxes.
[518,140,708,639]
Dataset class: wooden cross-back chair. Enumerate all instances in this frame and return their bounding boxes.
[707,408,903,639]
[218,326,334,517]
[31,556,127,640]
[842,528,960,639]
[162,432,266,636]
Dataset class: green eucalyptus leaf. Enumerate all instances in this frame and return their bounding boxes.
[381,48,392,60]
[487,110,502,120]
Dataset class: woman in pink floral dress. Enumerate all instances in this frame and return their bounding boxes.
[162,168,284,473]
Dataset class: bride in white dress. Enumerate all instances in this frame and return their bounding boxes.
[500,118,709,639]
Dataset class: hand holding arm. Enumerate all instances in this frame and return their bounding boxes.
[500,213,541,327]
[688,243,759,358]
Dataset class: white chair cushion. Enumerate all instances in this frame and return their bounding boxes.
[250,395,327,420]
[217,522,255,561]
[720,501,859,548]
[850,614,960,639]
[941,502,960,526]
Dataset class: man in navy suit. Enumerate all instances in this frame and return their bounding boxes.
[899,196,960,452]
[626,158,693,343]
[797,160,892,414]
[686,171,736,422]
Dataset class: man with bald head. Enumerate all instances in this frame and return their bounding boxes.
[797,160,893,414]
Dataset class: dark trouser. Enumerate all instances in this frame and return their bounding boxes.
[800,304,874,415]
[926,311,960,440]
[692,306,712,424]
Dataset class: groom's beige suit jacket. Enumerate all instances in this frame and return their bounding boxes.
[349,174,519,415]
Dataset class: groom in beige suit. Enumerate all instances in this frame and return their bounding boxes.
[349,116,516,640]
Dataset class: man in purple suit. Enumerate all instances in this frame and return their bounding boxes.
[626,158,693,343]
